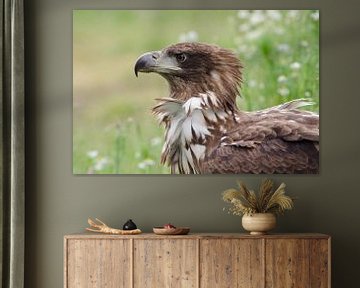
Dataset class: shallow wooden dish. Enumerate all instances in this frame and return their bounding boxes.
[153,227,190,235]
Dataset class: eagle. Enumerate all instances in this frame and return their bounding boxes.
[134,42,319,174]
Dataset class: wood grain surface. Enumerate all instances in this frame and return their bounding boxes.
[200,239,264,288]
[133,239,198,288]
[65,233,330,240]
[65,239,131,288]
[309,239,330,288]
[64,233,330,288]
[265,239,311,288]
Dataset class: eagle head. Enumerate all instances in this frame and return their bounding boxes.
[135,42,243,110]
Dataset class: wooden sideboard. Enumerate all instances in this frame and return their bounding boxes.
[64,233,330,288]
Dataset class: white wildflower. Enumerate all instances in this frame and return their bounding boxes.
[274,27,285,35]
[249,11,265,25]
[304,91,312,97]
[179,31,198,42]
[278,87,290,97]
[188,31,198,41]
[87,150,99,159]
[277,43,290,53]
[150,137,162,146]
[237,45,249,54]
[138,159,156,170]
[287,11,299,19]
[248,80,257,88]
[290,62,301,70]
[137,162,146,170]
[237,10,250,19]
[94,157,109,171]
[144,159,155,166]
[239,23,251,33]
[245,29,262,40]
[277,75,288,83]
[267,10,282,21]
[311,11,319,21]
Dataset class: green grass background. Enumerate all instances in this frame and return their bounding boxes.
[73,10,319,174]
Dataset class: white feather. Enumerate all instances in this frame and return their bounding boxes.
[154,100,182,116]
[190,110,210,139]
[154,94,232,173]
[167,115,184,144]
[190,144,206,160]
[200,93,210,106]
[183,97,203,115]
[207,91,219,107]
[180,150,190,173]
[216,110,228,121]
[203,109,218,122]
[184,148,195,170]
[182,117,193,143]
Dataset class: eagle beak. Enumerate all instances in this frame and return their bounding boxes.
[134,50,181,77]
[134,51,160,77]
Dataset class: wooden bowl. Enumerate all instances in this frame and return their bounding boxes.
[153,227,190,235]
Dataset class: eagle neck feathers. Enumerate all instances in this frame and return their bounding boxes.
[152,92,236,174]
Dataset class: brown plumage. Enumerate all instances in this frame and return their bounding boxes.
[134,42,319,174]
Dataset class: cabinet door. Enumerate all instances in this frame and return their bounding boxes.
[200,239,264,288]
[309,239,330,288]
[266,239,310,287]
[66,239,131,288]
[134,239,198,288]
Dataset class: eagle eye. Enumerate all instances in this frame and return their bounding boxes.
[175,53,187,63]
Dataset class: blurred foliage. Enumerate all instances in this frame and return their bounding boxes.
[73,10,319,174]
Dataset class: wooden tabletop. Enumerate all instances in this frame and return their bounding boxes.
[64,232,330,240]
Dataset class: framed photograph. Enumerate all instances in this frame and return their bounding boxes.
[73,10,319,175]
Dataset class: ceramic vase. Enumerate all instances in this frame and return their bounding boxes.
[242,213,276,235]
